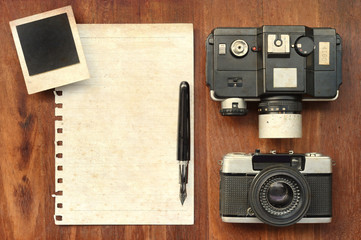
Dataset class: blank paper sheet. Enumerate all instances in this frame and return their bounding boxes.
[54,24,194,225]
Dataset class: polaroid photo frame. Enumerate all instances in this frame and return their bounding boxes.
[9,6,89,94]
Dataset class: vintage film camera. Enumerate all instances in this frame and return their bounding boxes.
[219,151,332,226]
[206,26,342,138]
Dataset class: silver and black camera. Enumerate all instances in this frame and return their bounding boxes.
[206,26,342,138]
[219,150,332,226]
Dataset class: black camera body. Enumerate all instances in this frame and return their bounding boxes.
[206,26,342,138]
[219,151,332,226]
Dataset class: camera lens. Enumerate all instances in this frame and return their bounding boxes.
[258,95,302,138]
[249,166,310,227]
[267,181,293,208]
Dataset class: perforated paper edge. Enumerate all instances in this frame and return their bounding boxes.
[53,90,64,223]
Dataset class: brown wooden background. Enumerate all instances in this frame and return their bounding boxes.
[1,0,360,239]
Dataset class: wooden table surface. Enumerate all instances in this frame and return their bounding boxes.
[1,0,360,239]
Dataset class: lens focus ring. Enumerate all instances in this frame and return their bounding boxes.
[248,165,311,227]
[258,98,302,114]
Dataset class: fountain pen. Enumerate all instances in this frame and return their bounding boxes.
[177,81,190,205]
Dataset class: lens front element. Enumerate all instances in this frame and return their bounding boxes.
[267,180,294,208]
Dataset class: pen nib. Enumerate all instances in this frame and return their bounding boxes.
[179,183,187,205]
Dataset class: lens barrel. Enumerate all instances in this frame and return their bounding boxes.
[249,165,311,227]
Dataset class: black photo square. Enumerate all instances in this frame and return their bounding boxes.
[16,13,80,76]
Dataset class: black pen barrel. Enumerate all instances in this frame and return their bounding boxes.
[177,81,190,161]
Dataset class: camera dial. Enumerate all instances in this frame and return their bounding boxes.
[220,98,247,116]
[295,36,314,56]
[210,91,248,116]
[231,40,248,57]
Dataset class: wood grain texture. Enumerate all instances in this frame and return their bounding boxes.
[0,0,360,239]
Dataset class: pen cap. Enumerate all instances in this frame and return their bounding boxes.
[177,81,190,161]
